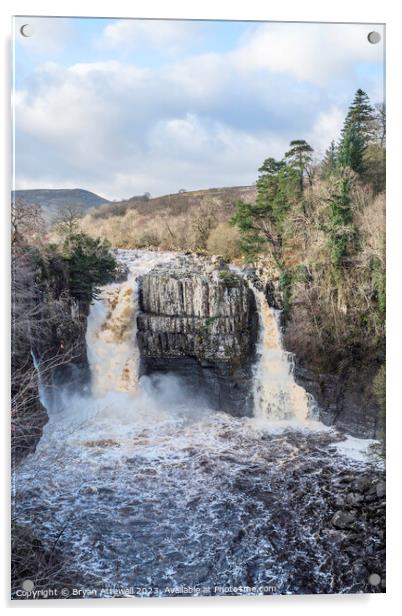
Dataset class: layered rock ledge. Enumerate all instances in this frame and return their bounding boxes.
[137,255,258,416]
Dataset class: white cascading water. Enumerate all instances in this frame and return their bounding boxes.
[250,285,313,424]
[87,250,172,398]
[86,279,139,397]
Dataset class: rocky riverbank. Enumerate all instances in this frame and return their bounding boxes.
[231,429,385,594]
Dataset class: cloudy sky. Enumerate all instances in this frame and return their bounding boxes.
[13,17,384,200]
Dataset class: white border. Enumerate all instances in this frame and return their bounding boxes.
[1,1,399,614]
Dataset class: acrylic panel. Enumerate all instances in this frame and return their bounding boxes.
[11,16,385,600]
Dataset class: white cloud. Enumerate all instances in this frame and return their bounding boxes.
[167,53,230,101]
[146,113,287,187]
[15,92,286,199]
[14,21,384,199]
[232,23,384,85]
[310,107,345,156]
[16,61,147,149]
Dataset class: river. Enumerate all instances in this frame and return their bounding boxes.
[13,249,384,597]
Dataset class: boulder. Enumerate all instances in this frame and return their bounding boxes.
[331,510,356,529]
[376,481,386,499]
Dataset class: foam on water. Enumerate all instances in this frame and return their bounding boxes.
[14,249,380,596]
[334,434,380,463]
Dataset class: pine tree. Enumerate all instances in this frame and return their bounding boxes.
[337,89,376,176]
[341,89,375,143]
[338,123,365,174]
[258,157,285,176]
[321,140,338,178]
[327,173,354,270]
[284,140,314,192]
[231,162,299,264]
[63,233,117,303]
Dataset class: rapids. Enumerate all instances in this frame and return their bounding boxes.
[13,250,382,597]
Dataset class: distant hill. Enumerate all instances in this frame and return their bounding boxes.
[88,185,257,220]
[12,189,110,222]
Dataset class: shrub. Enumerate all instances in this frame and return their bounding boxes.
[206,223,242,260]
[218,270,240,287]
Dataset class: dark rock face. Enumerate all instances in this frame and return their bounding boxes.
[293,364,381,439]
[137,256,258,416]
[331,510,356,529]
[34,289,90,400]
[15,294,90,464]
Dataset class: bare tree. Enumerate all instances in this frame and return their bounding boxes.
[12,199,46,246]
[374,103,386,148]
[191,199,218,249]
[53,204,83,239]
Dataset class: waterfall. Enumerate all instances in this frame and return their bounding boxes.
[82,251,314,424]
[250,284,312,423]
[86,279,139,397]
[86,250,174,399]
[30,349,51,410]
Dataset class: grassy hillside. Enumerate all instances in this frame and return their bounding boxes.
[80,185,256,259]
[12,189,110,222]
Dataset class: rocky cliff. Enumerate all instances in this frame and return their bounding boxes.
[292,363,381,439]
[137,256,258,416]
[247,259,382,439]
[12,296,88,466]
[12,251,91,465]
